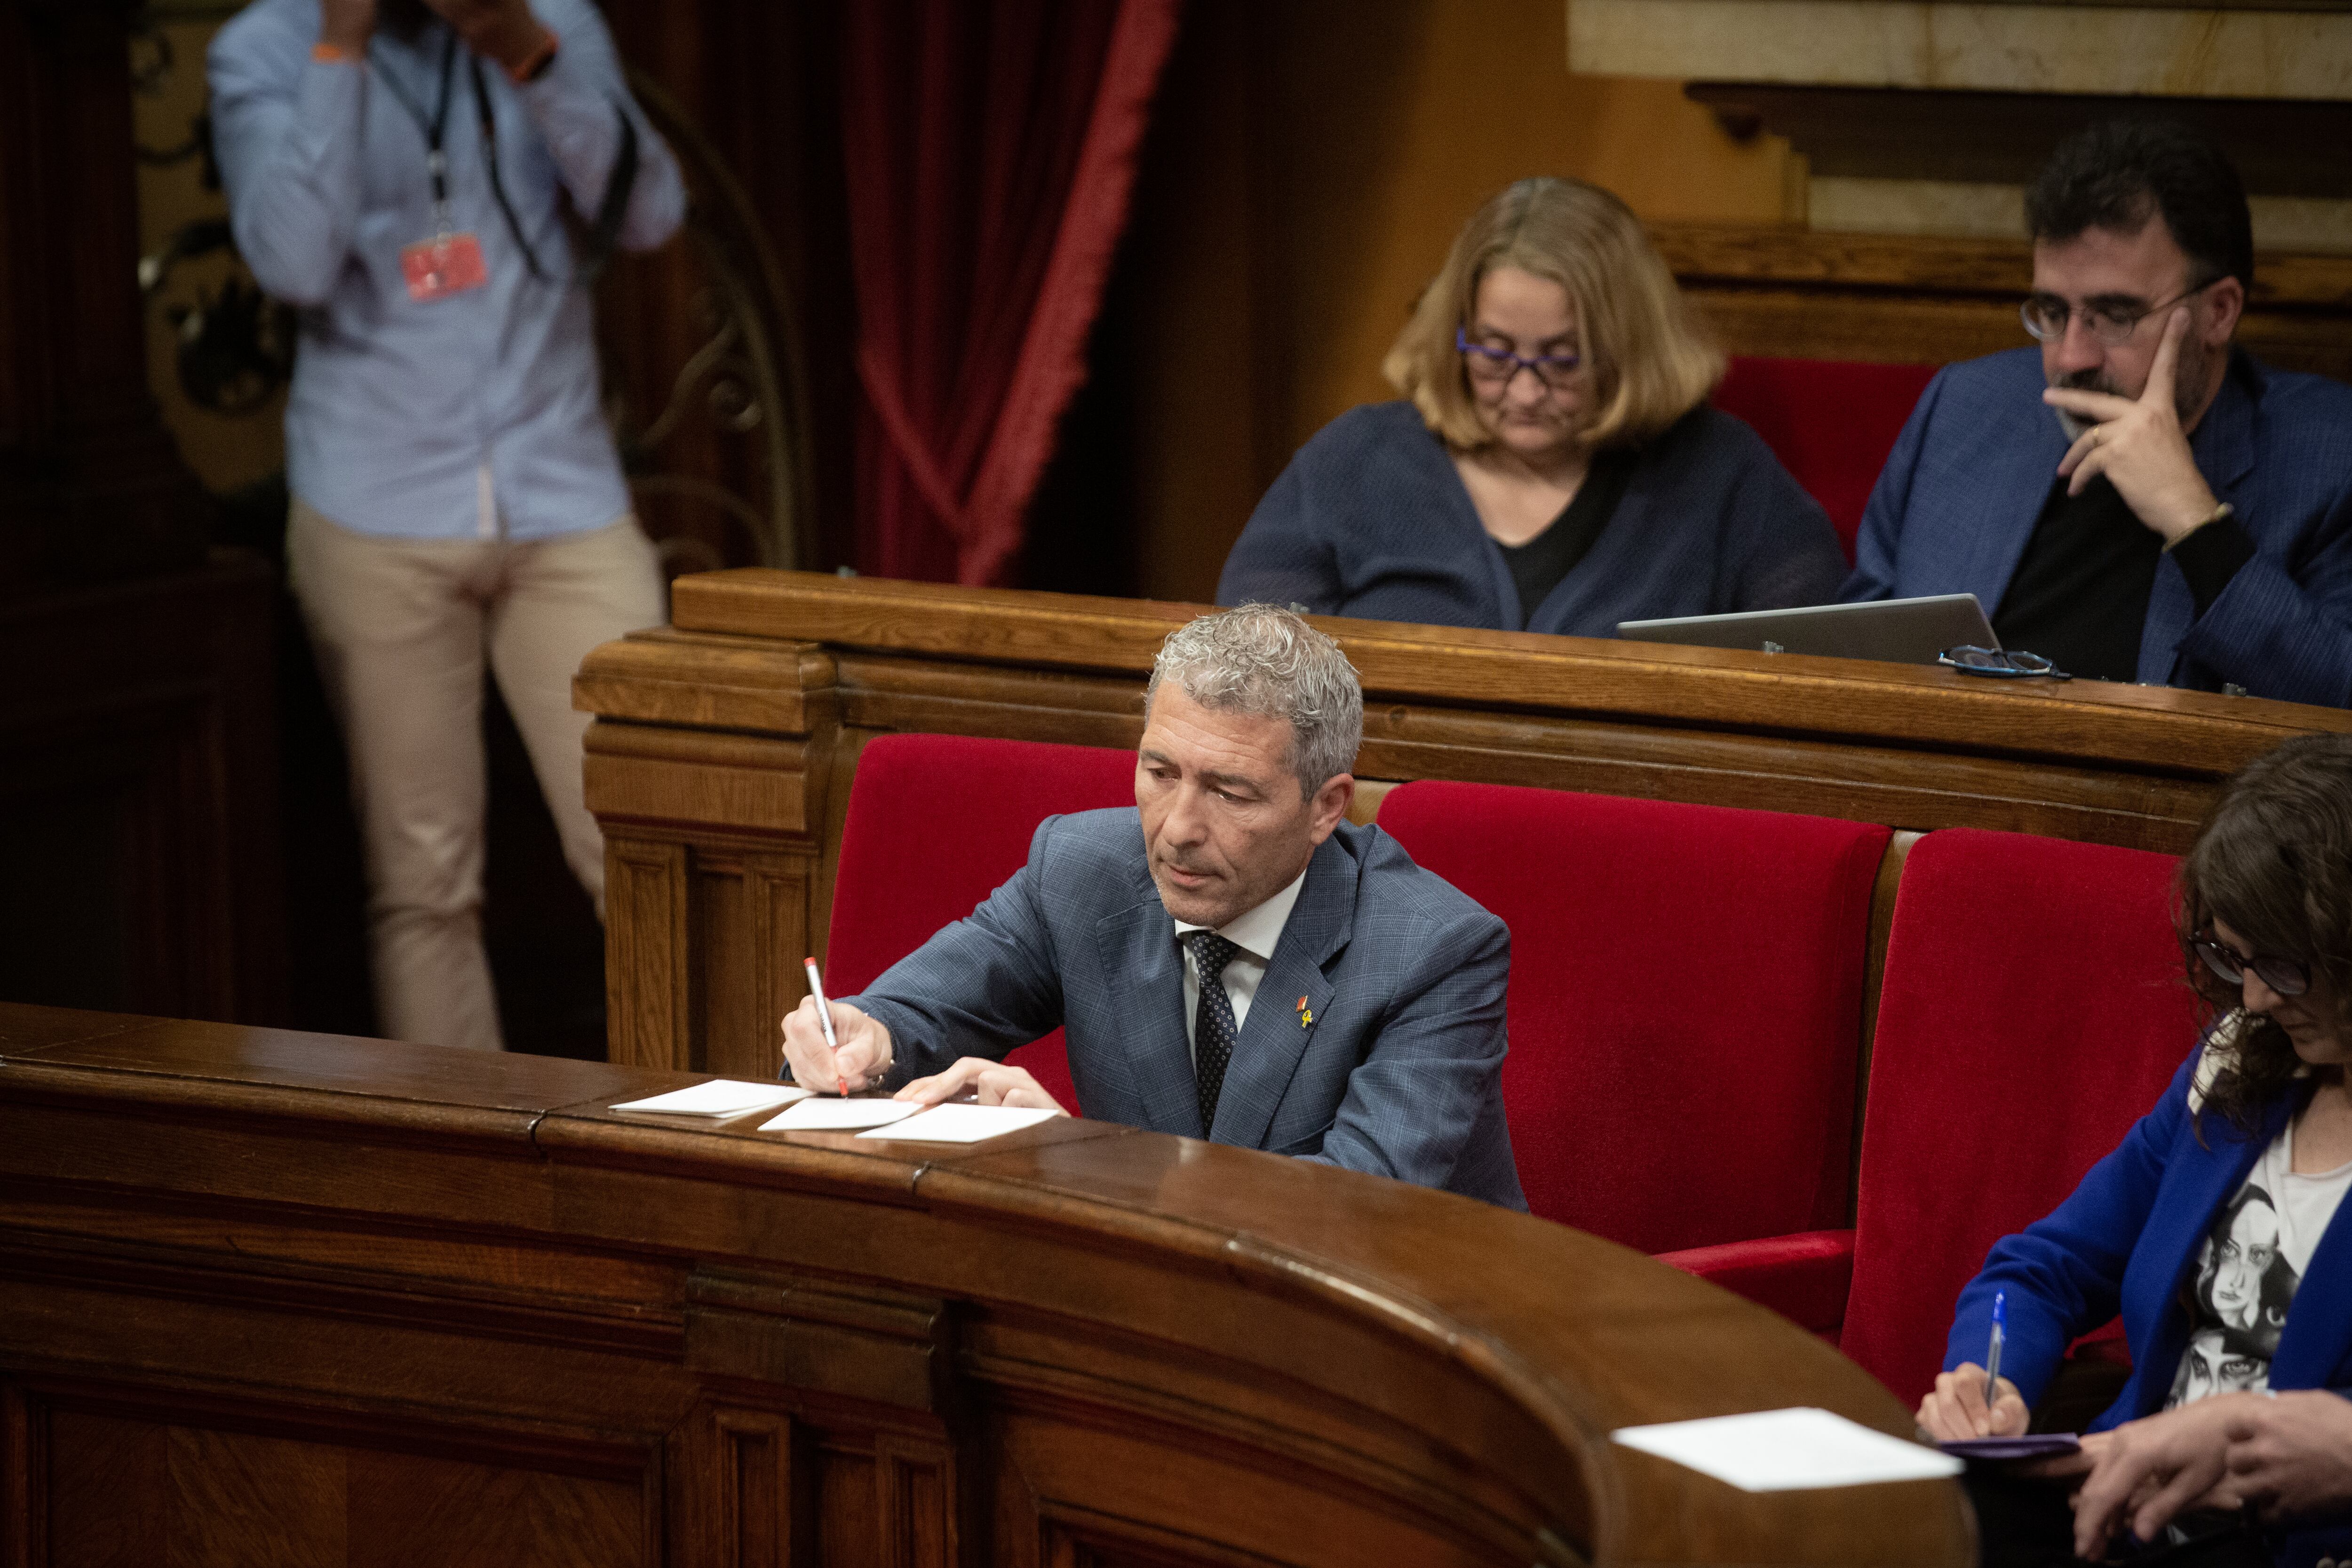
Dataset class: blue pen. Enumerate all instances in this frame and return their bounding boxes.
[1984,1290,2007,1411]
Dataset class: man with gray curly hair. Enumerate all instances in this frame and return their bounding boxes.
[782,604,1525,1209]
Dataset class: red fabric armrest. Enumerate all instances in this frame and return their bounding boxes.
[1657,1229,1856,1338]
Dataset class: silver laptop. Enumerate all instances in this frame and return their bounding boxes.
[1616,594,1996,666]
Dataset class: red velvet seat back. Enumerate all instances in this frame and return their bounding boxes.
[1842,829,2197,1408]
[826,733,1137,1110]
[1714,357,1941,562]
[1377,780,1890,1253]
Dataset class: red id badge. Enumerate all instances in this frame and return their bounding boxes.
[400,232,490,302]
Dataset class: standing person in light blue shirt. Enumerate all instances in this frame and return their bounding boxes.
[209,0,686,1053]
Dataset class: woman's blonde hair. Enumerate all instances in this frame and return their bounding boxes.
[1383,177,1722,452]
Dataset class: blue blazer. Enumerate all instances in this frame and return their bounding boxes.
[1217,400,1848,636]
[1946,1046,2352,1566]
[845,809,1527,1210]
[1845,347,2352,707]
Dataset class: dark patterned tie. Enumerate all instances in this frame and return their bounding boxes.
[1187,930,1241,1136]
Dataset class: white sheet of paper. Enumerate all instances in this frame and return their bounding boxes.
[759,1097,922,1132]
[855,1104,1061,1143]
[610,1080,812,1117]
[1611,1408,1962,1491]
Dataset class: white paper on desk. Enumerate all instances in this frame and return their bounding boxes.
[855,1104,1061,1143]
[1611,1408,1963,1491]
[610,1081,812,1117]
[759,1098,921,1132]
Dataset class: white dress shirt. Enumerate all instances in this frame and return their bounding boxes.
[1173,868,1308,1067]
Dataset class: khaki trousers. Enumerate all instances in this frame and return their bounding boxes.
[288,498,665,1052]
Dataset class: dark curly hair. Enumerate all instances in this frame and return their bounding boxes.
[2026,119,2253,294]
[2178,733,2352,1134]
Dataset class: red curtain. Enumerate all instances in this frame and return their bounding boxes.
[843,0,1182,586]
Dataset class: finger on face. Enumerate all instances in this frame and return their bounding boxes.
[2044,386,2135,420]
[2145,306,2190,400]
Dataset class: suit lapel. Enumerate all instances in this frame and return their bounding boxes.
[1208,835,1354,1150]
[1094,898,1202,1138]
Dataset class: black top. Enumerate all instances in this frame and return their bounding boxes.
[1993,474,2262,682]
[1495,448,1638,621]
[1992,476,2160,681]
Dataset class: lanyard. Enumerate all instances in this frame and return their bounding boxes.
[367,25,637,288]
[372,29,461,236]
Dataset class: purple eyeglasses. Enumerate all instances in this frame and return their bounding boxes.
[1455,328,1581,390]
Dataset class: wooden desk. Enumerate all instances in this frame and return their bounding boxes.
[0,1003,1967,1566]
[574,571,2350,1076]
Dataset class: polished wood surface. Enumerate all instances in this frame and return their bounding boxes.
[1653,223,2352,382]
[0,1003,1969,1566]
[576,570,2349,1076]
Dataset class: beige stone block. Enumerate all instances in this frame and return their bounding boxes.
[1567,0,2352,99]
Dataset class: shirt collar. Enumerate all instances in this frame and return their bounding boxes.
[1171,866,1309,963]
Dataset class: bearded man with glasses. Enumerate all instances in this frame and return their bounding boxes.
[1843,120,2352,706]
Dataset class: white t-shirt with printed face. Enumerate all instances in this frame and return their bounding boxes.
[2167,1120,2352,1409]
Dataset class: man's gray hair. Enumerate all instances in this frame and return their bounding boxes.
[1146,604,1363,796]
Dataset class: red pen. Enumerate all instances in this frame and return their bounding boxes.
[803,957,847,1095]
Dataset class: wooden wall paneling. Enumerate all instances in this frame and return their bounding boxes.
[1653,222,2352,380]
[672,1403,797,1568]
[0,556,285,1026]
[576,571,2352,1070]
[21,1386,662,1568]
[582,638,842,1072]
[606,836,693,1071]
[0,1383,32,1568]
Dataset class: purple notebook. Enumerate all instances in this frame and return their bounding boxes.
[1938,1434,2082,1460]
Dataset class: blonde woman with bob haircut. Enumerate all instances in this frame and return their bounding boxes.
[1219,178,1844,637]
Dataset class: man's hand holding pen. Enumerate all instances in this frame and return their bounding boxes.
[780,989,893,1096]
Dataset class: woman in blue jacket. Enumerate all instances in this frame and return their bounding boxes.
[1918,732,2352,1566]
[1216,177,1845,637]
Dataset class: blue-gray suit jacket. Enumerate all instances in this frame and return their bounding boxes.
[844,809,1527,1210]
[1844,346,2352,706]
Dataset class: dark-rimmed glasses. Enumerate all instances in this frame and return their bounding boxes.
[1456,328,1581,390]
[1937,645,2073,681]
[2192,932,2312,999]
[2020,278,2217,349]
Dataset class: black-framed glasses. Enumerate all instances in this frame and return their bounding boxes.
[1937,645,2073,681]
[2192,933,2312,999]
[1455,328,1581,390]
[2019,278,2217,348]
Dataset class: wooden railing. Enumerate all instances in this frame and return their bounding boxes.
[0,1002,1970,1566]
[575,570,2350,1077]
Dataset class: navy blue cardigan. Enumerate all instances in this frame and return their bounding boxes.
[1216,399,1847,635]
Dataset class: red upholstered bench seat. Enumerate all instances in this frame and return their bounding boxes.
[1714,356,1941,563]
[1666,828,2196,1408]
[1377,780,1889,1256]
[825,732,1136,1110]
[825,734,2203,1417]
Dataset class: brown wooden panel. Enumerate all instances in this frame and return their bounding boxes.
[46,1409,167,1568]
[816,1442,882,1568]
[39,1404,649,1568]
[607,837,692,1073]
